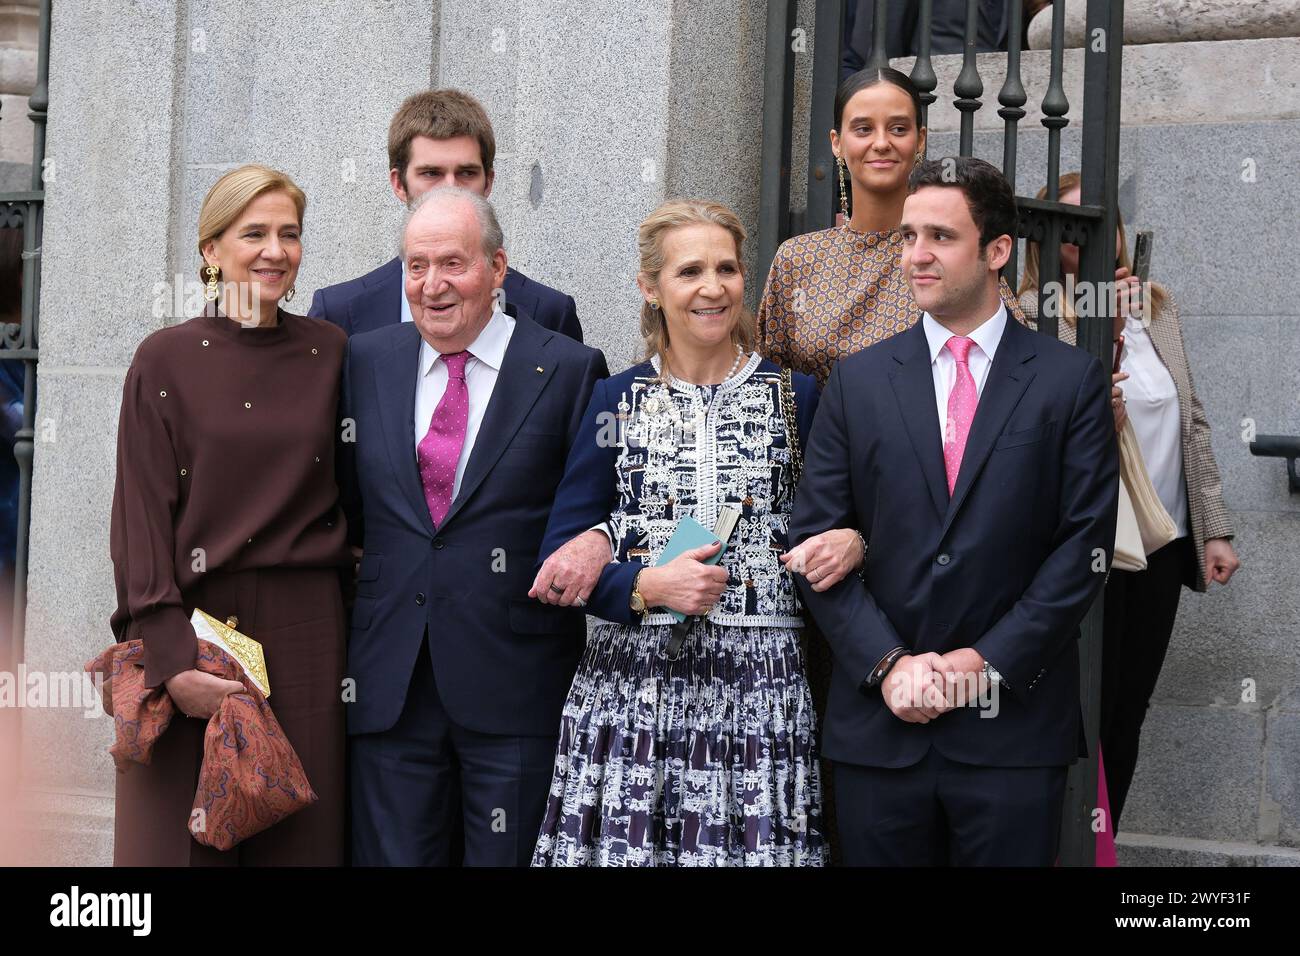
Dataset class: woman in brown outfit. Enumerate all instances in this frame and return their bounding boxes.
[109,164,352,865]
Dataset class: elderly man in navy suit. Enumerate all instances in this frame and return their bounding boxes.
[790,157,1118,866]
[311,89,582,342]
[339,186,606,866]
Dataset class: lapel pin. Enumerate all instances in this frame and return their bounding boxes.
[536,366,545,373]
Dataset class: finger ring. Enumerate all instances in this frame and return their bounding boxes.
[548,583,565,595]
[575,597,587,608]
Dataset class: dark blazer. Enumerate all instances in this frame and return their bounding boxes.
[338,314,608,737]
[789,316,1119,769]
[310,256,583,342]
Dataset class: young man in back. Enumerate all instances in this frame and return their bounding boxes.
[310,89,582,341]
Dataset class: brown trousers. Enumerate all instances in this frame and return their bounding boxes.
[113,567,346,866]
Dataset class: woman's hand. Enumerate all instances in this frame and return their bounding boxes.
[780,528,865,592]
[638,541,729,616]
[530,529,612,606]
[1204,538,1240,587]
[1114,266,1142,327]
[1111,371,1129,433]
[164,669,246,720]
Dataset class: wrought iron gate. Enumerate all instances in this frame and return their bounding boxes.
[0,0,50,679]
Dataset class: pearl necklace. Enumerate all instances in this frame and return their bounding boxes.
[722,344,746,382]
[666,344,747,386]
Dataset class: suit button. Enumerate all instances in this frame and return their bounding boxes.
[936,553,951,566]
[415,593,426,606]
[432,540,445,550]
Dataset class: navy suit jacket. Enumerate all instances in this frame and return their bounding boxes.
[338,314,608,737]
[789,316,1118,769]
[310,256,583,342]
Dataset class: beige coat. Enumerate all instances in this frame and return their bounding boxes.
[1018,289,1233,591]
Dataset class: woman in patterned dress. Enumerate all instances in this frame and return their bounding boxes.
[530,199,826,866]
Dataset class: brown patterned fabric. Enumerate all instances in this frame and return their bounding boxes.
[1019,289,1233,591]
[86,637,317,852]
[757,225,1028,388]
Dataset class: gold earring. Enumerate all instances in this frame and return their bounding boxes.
[204,265,219,301]
[649,299,659,311]
[836,156,849,222]
[914,151,923,164]
[284,286,296,302]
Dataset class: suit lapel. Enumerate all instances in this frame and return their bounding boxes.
[374,322,436,536]
[438,317,556,530]
[939,317,1037,540]
[888,322,950,520]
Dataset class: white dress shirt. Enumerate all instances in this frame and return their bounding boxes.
[921,303,1008,442]
[1116,313,1188,537]
[413,306,515,501]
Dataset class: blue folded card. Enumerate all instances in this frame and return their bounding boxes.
[654,513,734,623]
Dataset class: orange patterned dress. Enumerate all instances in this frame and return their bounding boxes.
[758,225,1026,387]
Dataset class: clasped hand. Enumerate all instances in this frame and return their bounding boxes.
[882,648,987,723]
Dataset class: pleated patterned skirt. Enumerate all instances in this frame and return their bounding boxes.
[532,620,826,866]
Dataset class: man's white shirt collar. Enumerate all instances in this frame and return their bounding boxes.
[922,302,1008,365]
[419,305,513,378]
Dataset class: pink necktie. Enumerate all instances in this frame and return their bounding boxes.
[418,350,471,528]
[943,335,978,495]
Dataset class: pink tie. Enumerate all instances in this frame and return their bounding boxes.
[943,335,978,495]
[418,350,471,528]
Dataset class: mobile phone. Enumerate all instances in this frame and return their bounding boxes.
[1132,230,1153,284]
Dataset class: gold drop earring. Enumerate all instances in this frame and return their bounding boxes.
[204,265,219,302]
[836,156,849,222]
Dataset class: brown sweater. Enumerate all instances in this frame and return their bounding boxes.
[109,309,352,686]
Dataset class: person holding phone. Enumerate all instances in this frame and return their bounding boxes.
[1018,171,1241,831]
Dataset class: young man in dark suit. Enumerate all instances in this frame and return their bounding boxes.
[790,157,1119,866]
[310,89,582,342]
[340,187,605,866]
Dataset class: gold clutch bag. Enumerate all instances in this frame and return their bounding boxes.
[190,609,270,698]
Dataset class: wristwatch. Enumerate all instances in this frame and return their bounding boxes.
[629,570,647,615]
